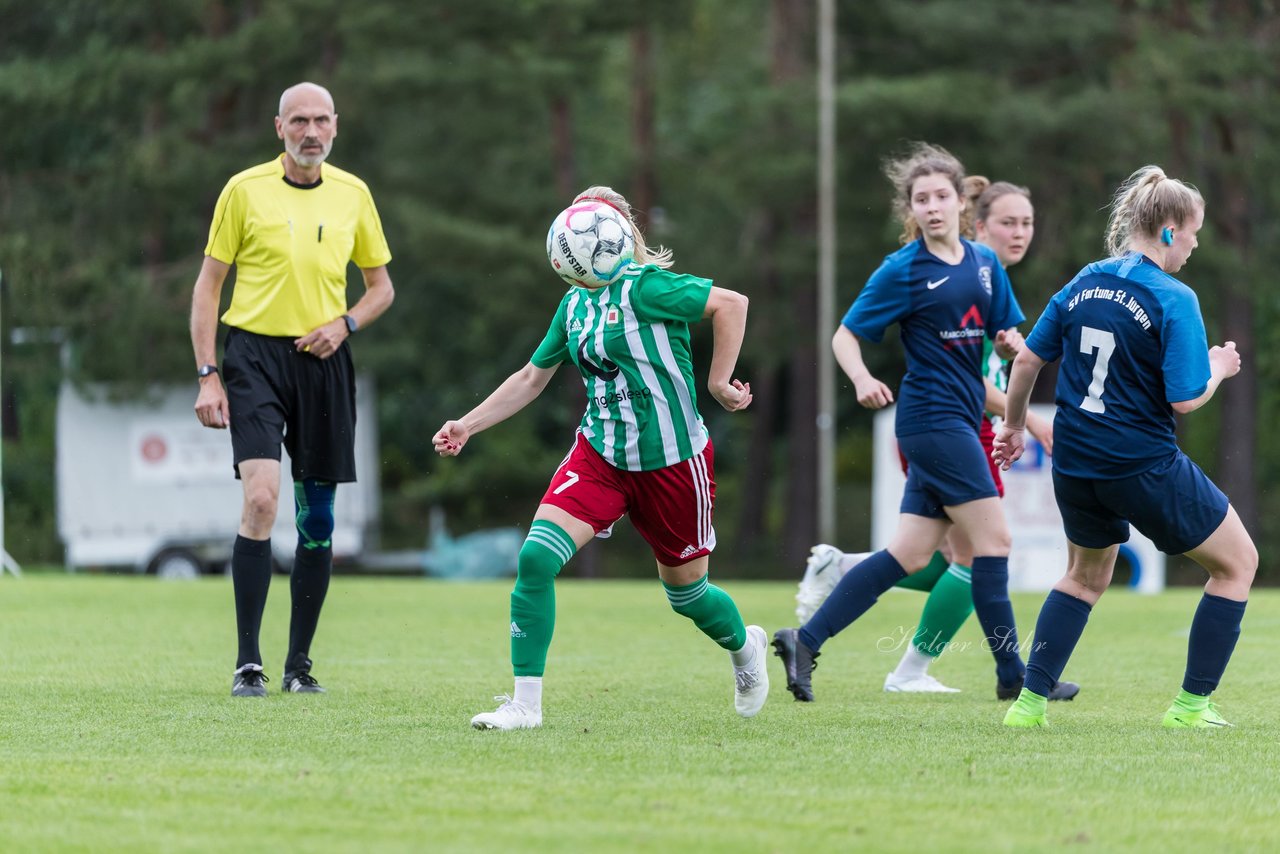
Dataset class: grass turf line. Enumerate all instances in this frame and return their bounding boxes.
[0,575,1277,853]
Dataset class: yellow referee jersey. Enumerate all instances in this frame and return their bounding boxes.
[205,154,392,337]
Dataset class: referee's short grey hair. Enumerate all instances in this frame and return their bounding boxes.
[278,82,334,117]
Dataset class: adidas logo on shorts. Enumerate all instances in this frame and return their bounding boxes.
[679,545,698,559]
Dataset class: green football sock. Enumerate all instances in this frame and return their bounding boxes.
[895,551,949,592]
[510,521,576,677]
[664,574,747,651]
[912,562,975,657]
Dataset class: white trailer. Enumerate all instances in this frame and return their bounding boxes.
[56,381,379,578]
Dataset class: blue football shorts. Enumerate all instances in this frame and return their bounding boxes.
[897,429,1000,519]
[1052,451,1229,554]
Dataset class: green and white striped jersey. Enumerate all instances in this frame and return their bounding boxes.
[983,322,1011,429]
[983,337,1007,394]
[532,264,711,471]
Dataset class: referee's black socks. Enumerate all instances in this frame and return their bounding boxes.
[231,535,273,668]
[287,545,332,674]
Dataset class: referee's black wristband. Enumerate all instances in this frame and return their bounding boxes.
[197,364,219,379]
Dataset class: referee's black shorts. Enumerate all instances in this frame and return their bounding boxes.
[223,326,357,483]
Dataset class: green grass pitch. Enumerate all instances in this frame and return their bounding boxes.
[1,575,1277,852]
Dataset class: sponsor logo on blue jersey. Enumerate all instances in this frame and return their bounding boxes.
[939,304,986,350]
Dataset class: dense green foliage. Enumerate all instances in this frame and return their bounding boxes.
[3,1,1278,575]
[1,575,1278,851]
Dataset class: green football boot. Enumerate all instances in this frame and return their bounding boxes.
[1002,689,1048,728]
[1162,702,1232,729]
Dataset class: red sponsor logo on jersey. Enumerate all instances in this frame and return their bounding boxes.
[940,304,986,350]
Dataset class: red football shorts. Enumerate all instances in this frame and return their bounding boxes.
[978,416,1005,498]
[540,432,716,566]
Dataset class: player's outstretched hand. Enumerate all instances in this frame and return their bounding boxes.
[433,420,470,456]
[1210,341,1241,380]
[993,328,1025,361]
[992,424,1025,471]
[854,375,894,410]
[711,379,752,412]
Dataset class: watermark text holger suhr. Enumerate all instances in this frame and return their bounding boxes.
[876,626,1046,656]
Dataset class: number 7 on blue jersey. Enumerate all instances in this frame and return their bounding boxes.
[1079,325,1116,413]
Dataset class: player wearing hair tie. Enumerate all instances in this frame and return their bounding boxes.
[996,165,1256,729]
[434,186,768,730]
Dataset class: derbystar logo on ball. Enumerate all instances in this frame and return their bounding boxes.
[546,200,636,288]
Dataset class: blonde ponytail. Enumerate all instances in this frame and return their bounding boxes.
[1104,166,1203,257]
[573,186,673,268]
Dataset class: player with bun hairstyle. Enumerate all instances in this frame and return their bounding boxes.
[435,186,768,730]
[774,143,1039,703]
[996,166,1256,728]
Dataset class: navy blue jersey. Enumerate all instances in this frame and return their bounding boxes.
[1025,252,1211,479]
[842,238,1024,436]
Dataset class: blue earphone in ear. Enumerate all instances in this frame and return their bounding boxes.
[1161,227,1175,246]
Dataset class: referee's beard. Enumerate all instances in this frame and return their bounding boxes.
[286,137,331,168]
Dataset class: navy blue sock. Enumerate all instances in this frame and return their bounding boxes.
[799,550,906,652]
[1182,593,1247,696]
[231,535,272,669]
[970,556,1025,684]
[1024,590,1092,697]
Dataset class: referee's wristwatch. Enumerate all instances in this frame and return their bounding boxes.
[197,364,219,379]
[342,313,359,335]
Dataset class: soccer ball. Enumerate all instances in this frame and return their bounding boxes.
[546,200,636,287]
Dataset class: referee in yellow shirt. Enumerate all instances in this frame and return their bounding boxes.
[190,82,394,697]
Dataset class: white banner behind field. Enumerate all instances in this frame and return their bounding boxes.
[871,404,1165,593]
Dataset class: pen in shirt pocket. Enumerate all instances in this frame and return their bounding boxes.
[318,224,324,242]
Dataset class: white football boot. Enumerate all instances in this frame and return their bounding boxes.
[883,671,961,693]
[733,625,770,718]
[796,545,870,623]
[470,695,543,730]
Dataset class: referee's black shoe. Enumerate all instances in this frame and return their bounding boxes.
[283,670,327,694]
[772,627,820,702]
[996,675,1080,702]
[231,664,268,698]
